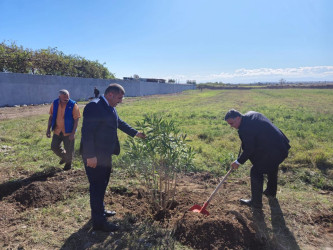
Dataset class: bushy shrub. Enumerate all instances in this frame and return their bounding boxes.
[121,114,195,212]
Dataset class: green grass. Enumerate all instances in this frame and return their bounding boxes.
[1,88,333,188]
[118,89,333,176]
[1,88,333,249]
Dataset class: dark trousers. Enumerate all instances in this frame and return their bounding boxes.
[250,150,287,204]
[250,165,279,204]
[84,158,111,226]
[51,132,74,164]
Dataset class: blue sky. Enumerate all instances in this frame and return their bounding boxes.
[1,0,332,83]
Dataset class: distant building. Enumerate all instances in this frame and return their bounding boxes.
[123,77,166,83]
[123,77,136,80]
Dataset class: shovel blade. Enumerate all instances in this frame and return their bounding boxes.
[189,204,201,211]
[189,204,210,216]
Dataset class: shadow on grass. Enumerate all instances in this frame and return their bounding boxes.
[60,213,177,250]
[251,199,300,249]
[251,208,271,248]
[60,220,109,250]
[316,160,333,175]
[0,166,62,200]
[268,198,300,249]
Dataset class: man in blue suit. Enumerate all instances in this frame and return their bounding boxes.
[81,83,145,232]
[225,109,290,209]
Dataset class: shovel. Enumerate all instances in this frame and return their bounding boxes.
[189,168,233,216]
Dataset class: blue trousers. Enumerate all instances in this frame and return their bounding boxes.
[84,159,111,226]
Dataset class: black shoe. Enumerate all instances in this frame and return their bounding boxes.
[59,159,65,165]
[93,222,119,232]
[263,189,276,198]
[240,199,263,209]
[63,163,71,171]
[104,210,116,217]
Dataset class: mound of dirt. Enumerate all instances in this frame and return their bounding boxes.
[11,181,66,208]
[174,211,261,250]
[3,169,86,208]
[105,173,267,249]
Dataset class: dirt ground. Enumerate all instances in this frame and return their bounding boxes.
[0,94,179,120]
[0,168,332,249]
[0,103,87,120]
[0,104,333,249]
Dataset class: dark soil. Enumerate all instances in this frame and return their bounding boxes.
[0,169,332,249]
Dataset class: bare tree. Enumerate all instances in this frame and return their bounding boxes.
[279,78,286,85]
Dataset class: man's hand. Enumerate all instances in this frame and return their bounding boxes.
[231,160,240,170]
[136,132,146,139]
[87,157,97,168]
[46,129,51,138]
[69,133,75,141]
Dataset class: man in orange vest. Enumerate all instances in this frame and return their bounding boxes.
[46,89,81,170]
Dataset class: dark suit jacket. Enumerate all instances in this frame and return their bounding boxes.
[237,111,290,167]
[80,96,137,166]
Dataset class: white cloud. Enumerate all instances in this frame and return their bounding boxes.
[167,66,333,83]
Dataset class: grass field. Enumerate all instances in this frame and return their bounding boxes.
[117,89,333,189]
[0,88,332,249]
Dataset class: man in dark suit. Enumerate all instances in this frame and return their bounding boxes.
[81,83,145,232]
[225,109,290,209]
[94,86,100,98]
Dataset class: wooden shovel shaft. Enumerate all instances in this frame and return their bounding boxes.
[205,168,233,205]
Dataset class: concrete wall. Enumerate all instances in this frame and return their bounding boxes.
[0,72,195,106]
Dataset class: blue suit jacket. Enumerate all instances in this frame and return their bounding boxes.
[237,111,290,166]
[80,97,137,166]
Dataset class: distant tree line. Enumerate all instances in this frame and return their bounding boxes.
[186,80,196,85]
[0,41,115,79]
